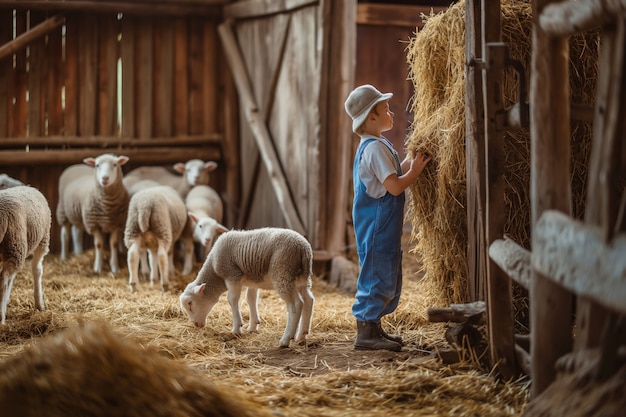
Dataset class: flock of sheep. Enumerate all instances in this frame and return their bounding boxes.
[0,154,314,348]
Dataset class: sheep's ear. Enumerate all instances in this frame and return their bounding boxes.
[188,211,199,223]
[173,163,185,174]
[194,283,206,295]
[216,224,229,234]
[204,161,218,172]
[83,157,96,167]
[117,155,130,166]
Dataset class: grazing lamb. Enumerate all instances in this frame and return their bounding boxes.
[179,227,315,348]
[124,159,218,198]
[56,163,93,260]
[124,185,193,292]
[0,174,25,190]
[185,184,227,259]
[0,186,51,324]
[57,154,130,274]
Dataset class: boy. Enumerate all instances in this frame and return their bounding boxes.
[344,84,431,351]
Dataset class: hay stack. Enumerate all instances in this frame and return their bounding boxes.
[404,0,597,306]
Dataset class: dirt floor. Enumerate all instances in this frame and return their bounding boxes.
[0,230,530,416]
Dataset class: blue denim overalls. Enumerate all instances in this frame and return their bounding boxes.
[352,137,405,322]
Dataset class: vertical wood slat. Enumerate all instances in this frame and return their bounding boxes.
[0,11,11,137]
[28,12,45,138]
[136,17,153,139]
[465,0,487,302]
[154,17,174,137]
[64,13,79,137]
[482,0,517,380]
[97,14,119,136]
[530,0,574,399]
[47,17,64,135]
[188,18,204,135]
[78,13,98,136]
[203,23,217,134]
[174,18,189,136]
[120,16,135,138]
[11,11,27,137]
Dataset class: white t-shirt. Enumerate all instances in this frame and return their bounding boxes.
[357,136,398,199]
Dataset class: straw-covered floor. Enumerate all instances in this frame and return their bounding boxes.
[0,231,529,416]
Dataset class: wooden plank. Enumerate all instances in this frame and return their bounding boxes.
[224,0,317,20]
[64,14,79,137]
[0,2,223,17]
[357,4,447,27]
[220,46,240,226]
[0,134,221,148]
[465,0,487,302]
[188,18,204,135]
[154,18,174,137]
[136,18,153,138]
[0,14,65,62]
[218,19,306,236]
[78,13,98,136]
[489,237,531,290]
[27,12,45,138]
[0,11,12,137]
[481,0,517,380]
[539,0,626,37]
[47,19,64,135]
[120,16,135,138]
[530,0,575,399]
[9,12,27,138]
[533,210,626,314]
[576,16,626,351]
[202,23,217,134]
[174,18,189,135]
[97,14,119,136]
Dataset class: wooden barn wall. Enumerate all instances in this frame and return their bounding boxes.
[0,8,230,253]
[234,3,321,244]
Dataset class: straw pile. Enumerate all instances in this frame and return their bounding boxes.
[404,0,598,306]
[0,242,530,416]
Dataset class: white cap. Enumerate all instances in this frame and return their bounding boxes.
[344,84,393,133]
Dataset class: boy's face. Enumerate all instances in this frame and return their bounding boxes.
[371,100,394,133]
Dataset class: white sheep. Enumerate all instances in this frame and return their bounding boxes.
[185,184,227,259]
[0,174,25,190]
[56,154,130,274]
[179,227,315,348]
[124,159,218,198]
[124,185,194,292]
[56,164,93,259]
[0,186,51,324]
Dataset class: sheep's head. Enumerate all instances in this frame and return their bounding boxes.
[188,212,228,251]
[84,154,130,188]
[174,160,218,187]
[180,283,216,328]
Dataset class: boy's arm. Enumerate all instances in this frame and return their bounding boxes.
[383,152,431,196]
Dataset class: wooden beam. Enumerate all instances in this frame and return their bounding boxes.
[489,237,531,290]
[356,4,447,28]
[0,134,222,148]
[533,210,626,314]
[539,0,626,37]
[217,19,306,236]
[0,14,64,62]
[0,2,223,17]
[530,0,575,398]
[224,0,317,20]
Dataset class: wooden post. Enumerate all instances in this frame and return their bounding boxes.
[481,0,518,379]
[529,0,574,398]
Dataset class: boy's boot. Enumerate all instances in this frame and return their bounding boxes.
[355,320,402,352]
[378,323,403,345]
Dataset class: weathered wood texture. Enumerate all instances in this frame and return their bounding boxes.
[0,8,231,253]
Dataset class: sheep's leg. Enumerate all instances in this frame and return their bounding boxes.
[108,230,120,273]
[295,283,315,342]
[157,243,170,292]
[127,242,141,292]
[31,245,47,312]
[92,230,105,274]
[225,281,244,335]
[277,282,304,348]
[72,225,84,255]
[181,239,194,275]
[0,269,17,325]
[147,248,159,287]
[60,224,70,260]
[139,249,150,279]
[246,287,261,332]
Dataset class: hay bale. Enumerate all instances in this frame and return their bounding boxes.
[0,321,271,417]
[404,0,597,305]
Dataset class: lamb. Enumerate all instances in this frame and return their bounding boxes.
[124,185,194,292]
[179,227,315,348]
[0,174,25,189]
[0,186,51,324]
[56,163,93,260]
[124,159,218,198]
[56,154,130,274]
[185,184,227,259]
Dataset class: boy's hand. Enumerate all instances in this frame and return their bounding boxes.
[410,151,432,174]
